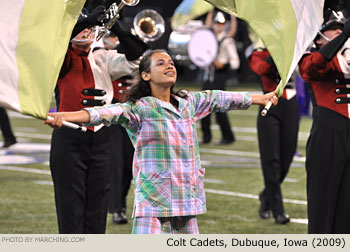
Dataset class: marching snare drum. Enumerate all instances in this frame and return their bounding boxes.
[168,21,218,67]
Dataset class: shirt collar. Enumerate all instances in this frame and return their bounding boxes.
[142,94,188,116]
[171,94,187,113]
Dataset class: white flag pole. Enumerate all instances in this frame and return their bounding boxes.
[47,116,87,132]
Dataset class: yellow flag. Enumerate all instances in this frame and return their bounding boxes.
[0,0,86,119]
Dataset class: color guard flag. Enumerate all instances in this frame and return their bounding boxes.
[0,0,86,119]
[205,0,324,97]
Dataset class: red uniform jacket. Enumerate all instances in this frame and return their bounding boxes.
[57,48,98,113]
[248,49,294,100]
[56,47,139,131]
[112,77,133,103]
[299,50,350,118]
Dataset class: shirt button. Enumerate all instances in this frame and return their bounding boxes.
[184,163,189,167]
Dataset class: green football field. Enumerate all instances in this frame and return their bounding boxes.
[0,83,312,234]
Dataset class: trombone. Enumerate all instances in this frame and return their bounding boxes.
[95,0,140,41]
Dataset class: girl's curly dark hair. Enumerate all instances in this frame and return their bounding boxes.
[126,49,188,103]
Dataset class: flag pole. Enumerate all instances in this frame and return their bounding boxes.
[47,116,87,132]
[261,79,284,116]
[261,101,272,116]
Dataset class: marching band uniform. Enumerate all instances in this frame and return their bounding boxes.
[299,18,350,233]
[248,48,299,224]
[50,8,147,233]
[51,47,139,234]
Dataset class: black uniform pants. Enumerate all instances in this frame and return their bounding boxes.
[201,73,235,143]
[306,106,350,233]
[50,126,113,234]
[201,112,235,142]
[0,108,16,143]
[257,97,299,216]
[109,124,134,214]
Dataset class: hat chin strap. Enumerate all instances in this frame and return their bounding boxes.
[318,31,331,42]
[71,38,94,44]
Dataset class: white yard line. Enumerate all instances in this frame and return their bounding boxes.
[208,125,310,141]
[205,188,307,205]
[11,125,309,142]
[0,165,307,206]
[200,147,260,158]
[0,165,308,224]
[200,147,306,163]
[14,132,51,140]
[205,188,308,224]
[0,165,50,175]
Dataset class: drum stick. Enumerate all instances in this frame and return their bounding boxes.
[261,101,272,116]
[47,116,87,132]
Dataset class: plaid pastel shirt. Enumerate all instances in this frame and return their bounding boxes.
[85,90,252,218]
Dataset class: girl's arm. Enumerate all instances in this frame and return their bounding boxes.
[44,110,90,128]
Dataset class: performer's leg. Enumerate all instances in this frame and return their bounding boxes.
[85,127,113,233]
[257,106,286,221]
[0,108,16,147]
[306,107,346,233]
[121,127,134,213]
[279,98,299,182]
[108,125,124,215]
[332,159,350,233]
[200,114,212,143]
[50,128,91,233]
[132,216,199,234]
[215,112,235,144]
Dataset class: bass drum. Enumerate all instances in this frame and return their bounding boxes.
[168,22,218,67]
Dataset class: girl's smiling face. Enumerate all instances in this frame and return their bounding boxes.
[141,52,177,87]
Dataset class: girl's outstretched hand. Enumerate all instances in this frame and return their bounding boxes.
[44,113,65,129]
[44,110,90,129]
[251,91,278,106]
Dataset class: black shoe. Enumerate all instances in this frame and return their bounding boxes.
[112,212,128,224]
[258,192,270,219]
[199,139,211,144]
[274,213,290,224]
[215,139,234,145]
[3,139,17,148]
[259,209,270,219]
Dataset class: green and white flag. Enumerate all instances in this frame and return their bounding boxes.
[0,0,86,119]
[205,0,324,96]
